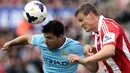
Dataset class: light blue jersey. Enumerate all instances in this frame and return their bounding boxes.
[31,34,85,73]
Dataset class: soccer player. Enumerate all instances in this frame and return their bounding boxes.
[2,20,98,73]
[68,2,130,73]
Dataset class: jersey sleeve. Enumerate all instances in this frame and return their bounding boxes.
[102,23,119,46]
[31,34,44,46]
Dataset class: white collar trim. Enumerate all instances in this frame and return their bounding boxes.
[59,37,67,49]
[98,15,104,32]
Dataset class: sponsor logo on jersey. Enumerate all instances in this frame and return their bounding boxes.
[103,32,115,44]
[44,57,69,68]
[61,50,69,57]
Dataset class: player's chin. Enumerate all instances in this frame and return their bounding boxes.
[47,47,52,50]
[85,29,91,32]
[48,47,55,50]
[84,28,88,32]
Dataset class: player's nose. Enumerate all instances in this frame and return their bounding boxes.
[45,39,49,44]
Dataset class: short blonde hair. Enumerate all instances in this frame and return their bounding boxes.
[75,2,99,16]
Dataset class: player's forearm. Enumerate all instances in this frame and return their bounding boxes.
[9,35,30,46]
[91,45,96,49]
[85,45,115,62]
[77,58,98,72]
[84,62,99,73]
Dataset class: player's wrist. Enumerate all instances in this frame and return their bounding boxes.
[78,58,87,64]
[8,41,14,46]
[91,45,96,49]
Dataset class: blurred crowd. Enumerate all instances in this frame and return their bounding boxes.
[0,0,130,73]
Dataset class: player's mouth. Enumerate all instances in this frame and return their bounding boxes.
[47,46,52,50]
[46,44,51,48]
[82,24,86,30]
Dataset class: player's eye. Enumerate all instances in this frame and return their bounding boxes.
[46,37,52,40]
[79,19,83,22]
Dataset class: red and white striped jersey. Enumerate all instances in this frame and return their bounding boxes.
[94,15,130,73]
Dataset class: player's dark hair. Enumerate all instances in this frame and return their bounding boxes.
[42,20,64,37]
[75,2,99,16]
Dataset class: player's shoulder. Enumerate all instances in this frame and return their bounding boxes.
[33,34,44,38]
[66,37,80,44]
[32,34,44,42]
[65,37,82,47]
[101,18,121,34]
[103,18,120,28]
[65,37,83,54]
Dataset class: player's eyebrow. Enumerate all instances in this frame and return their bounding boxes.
[79,18,83,22]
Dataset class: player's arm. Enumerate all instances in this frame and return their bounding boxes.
[83,61,99,73]
[84,30,117,62]
[71,45,115,64]
[84,45,97,56]
[8,34,32,45]
[71,44,115,63]
[68,44,99,72]
[83,45,99,73]
[69,54,99,73]
[84,44,115,62]
[69,44,115,72]
[2,34,32,51]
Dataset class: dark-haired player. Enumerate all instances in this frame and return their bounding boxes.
[2,20,98,73]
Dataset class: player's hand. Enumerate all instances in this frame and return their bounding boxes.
[68,54,80,63]
[1,42,12,51]
[84,45,96,56]
[68,54,86,64]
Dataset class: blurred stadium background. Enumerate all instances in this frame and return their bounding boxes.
[0,0,130,73]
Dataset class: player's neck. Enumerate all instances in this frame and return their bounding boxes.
[58,37,66,48]
[93,16,99,33]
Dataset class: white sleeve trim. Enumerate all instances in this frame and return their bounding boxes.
[31,35,35,45]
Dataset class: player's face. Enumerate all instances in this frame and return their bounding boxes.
[76,12,95,32]
[44,33,62,50]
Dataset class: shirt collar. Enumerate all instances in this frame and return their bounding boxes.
[98,15,104,32]
[92,15,104,35]
[59,37,67,49]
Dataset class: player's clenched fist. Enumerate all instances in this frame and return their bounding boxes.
[84,45,97,56]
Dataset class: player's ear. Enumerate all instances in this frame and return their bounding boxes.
[89,11,93,15]
[58,35,64,39]
[89,11,95,18]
